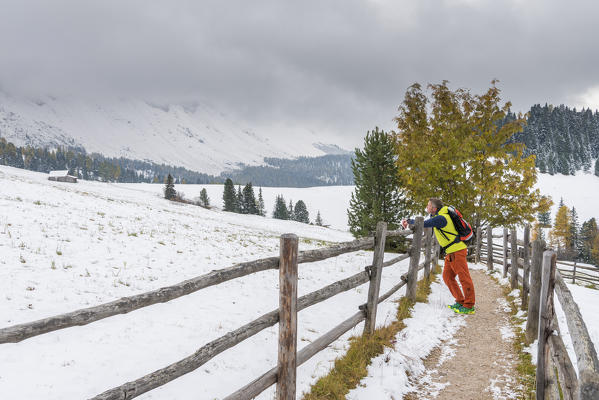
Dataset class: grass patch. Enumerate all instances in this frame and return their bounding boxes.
[493,275,536,399]
[302,265,441,400]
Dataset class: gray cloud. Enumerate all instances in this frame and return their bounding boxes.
[1,0,598,146]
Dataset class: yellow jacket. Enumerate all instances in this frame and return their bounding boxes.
[433,206,467,254]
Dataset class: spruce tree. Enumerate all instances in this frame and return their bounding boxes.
[347,127,405,237]
[537,210,552,227]
[164,174,176,200]
[570,206,580,258]
[273,195,289,220]
[580,218,598,263]
[294,200,310,224]
[315,211,323,226]
[242,183,258,214]
[257,187,266,216]
[199,188,210,208]
[222,178,236,211]
[236,186,243,213]
[288,199,294,221]
[595,158,599,177]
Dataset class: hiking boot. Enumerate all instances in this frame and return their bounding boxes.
[454,305,475,314]
[447,302,462,310]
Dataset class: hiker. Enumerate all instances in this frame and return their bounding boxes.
[401,198,476,314]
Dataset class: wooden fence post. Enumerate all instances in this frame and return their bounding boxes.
[526,240,545,344]
[536,250,558,400]
[487,225,494,271]
[475,219,482,264]
[510,228,518,290]
[521,225,531,310]
[424,227,432,278]
[277,234,299,400]
[572,260,577,284]
[503,228,509,278]
[407,217,424,301]
[363,221,387,336]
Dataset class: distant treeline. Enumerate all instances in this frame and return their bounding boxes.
[506,104,599,176]
[0,136,216,184]
[221,155,354,187]
[0,135,354,186]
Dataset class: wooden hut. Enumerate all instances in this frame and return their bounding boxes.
[48,170,78,183]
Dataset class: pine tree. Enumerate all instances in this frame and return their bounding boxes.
[315,211,323,226]
[347,127,405,237]
[222,178,236,211]
[537,210,552,228]
[580,218,598,263]
[595,158,599,177]
[242,183,258,214]
[288,199,294,221]
[164,174,176,200]
[199,188,210,208]
[273,195,289,220]
[257,187,266,216]
[570,206,580,258]
[293,200,310,224]
[236,186,243,213]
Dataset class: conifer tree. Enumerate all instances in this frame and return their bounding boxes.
[236,186,243,213]
[242,183,258,214]
[273,195,289,220]
[164,174,176,200]
[347,127,404,237]
[580,218,598,263]
[222,178,236,211]
[257,187,266,216]
[288,199,294,221]
[537,210,552,227]
[294,200,310,224]
[199,188,210,208]
[315,211,323,226]
[393,81,550,228]
[570,206,581,258]
[595,159,599,177]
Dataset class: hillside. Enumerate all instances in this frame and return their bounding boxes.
[0,92,346,175]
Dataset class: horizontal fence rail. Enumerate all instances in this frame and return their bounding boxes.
[0,238,376,344]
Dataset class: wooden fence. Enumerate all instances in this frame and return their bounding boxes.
[478,228,599,399]
[0,219,436,400]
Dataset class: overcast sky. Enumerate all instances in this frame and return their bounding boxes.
[1,0,598,147]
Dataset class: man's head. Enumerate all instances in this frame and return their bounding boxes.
[427,198,443,215]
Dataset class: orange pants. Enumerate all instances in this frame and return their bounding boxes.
[443,248,475,308]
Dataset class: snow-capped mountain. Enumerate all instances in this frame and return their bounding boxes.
[0,91,346,175]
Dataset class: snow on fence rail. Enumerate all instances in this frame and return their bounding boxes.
[0,221,434,400]
[479,228,599,399]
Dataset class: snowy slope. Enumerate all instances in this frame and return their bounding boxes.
[0,166,410,400]
[0,91,342,175]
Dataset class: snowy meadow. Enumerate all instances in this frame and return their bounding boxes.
[1,165,598,399]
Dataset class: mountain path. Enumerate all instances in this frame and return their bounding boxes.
[409,269,522,399]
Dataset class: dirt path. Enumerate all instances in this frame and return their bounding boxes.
[410,269,522,399]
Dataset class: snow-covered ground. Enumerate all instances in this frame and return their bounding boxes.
[1,165,598,400]
[0,166,406,399]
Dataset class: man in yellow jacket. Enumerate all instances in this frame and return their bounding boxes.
[402,198,475,314]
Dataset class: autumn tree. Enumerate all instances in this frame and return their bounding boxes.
[393,80,550,230]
